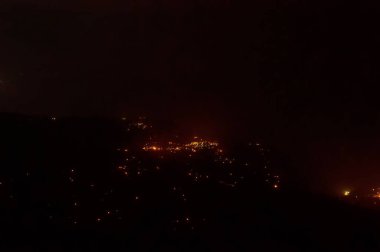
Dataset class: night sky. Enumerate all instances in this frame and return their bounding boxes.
[0,0,380,193]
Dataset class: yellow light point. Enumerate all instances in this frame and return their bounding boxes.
[343,190,351,196]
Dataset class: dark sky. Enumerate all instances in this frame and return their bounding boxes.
[0,0,380,193]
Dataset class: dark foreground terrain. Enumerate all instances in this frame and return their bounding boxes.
[0,114,379,251]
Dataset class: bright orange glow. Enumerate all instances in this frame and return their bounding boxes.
[343,190,351,196]
[373,191,380,199]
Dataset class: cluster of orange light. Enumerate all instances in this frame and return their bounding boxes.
[142,138,221,153]
[142,145,163,151]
